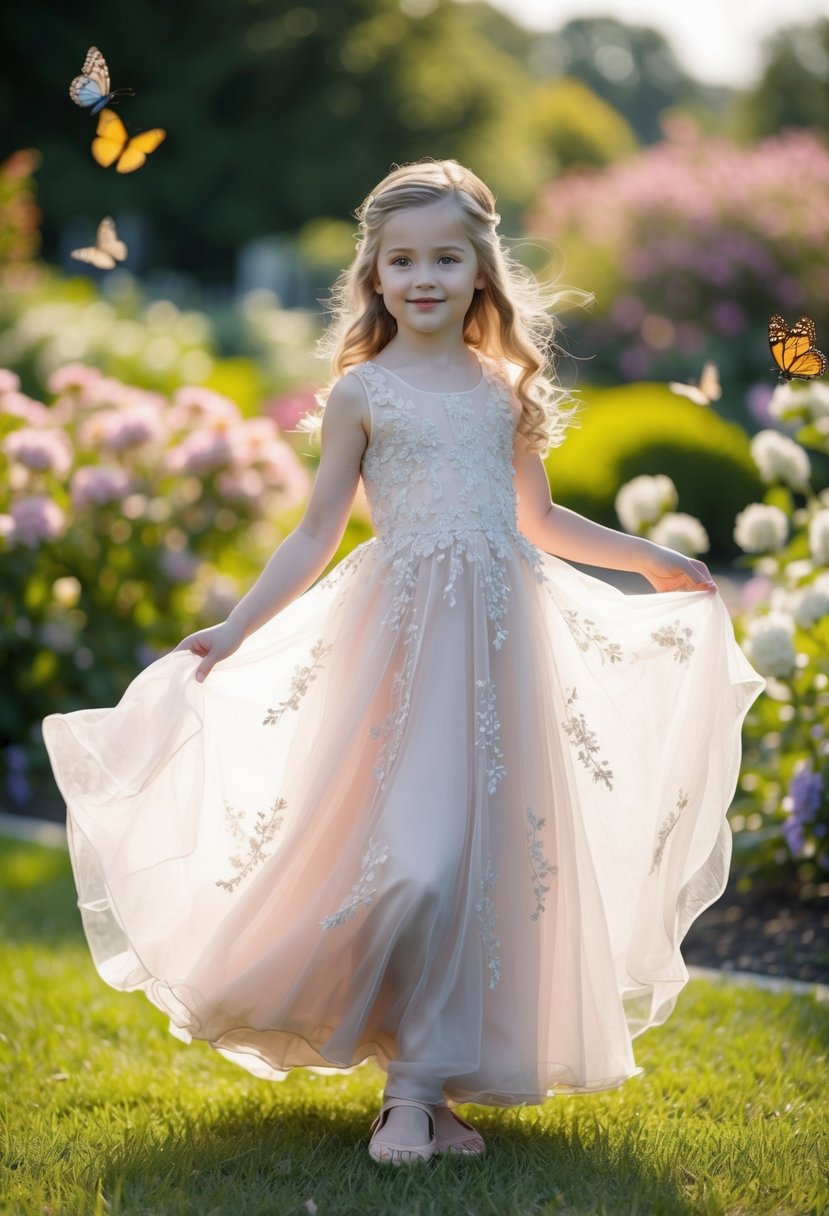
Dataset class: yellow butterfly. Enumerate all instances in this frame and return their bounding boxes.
[768,314,826,381]
[70,216,128,270]
[92,107,165,173]
[669,360,722,406]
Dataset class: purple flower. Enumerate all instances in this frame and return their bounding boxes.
[4,744,31,807]
[4,427,73,477]
[788,763,823,825]
[8,495,66,547]
[70,465,132,508]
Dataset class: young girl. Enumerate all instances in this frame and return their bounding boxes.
[43,160,763,1166]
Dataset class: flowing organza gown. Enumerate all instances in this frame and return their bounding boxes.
[43,357,763,1104]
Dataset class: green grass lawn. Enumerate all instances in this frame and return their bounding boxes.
[1,835,826,1216]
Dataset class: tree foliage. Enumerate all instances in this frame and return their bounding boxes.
[735,19,829,138]
[0,0,544,280]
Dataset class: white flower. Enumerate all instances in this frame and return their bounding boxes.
[615,474,677,534]
[742,613,797,679]
[808,509,829,567]
[749,429,811,490]
[790,585,829,629]
[649,512,710,556]
[769,381,829,422]
[734,503,789,553]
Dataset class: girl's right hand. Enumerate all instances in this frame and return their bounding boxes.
[174,620,244,683]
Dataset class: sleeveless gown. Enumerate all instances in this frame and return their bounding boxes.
[42,358,763,1105]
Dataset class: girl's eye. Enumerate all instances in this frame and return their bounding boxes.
[390,257,410,267]
[437,256,459,265]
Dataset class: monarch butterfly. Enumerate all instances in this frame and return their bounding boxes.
[669,360,722,406]
[92,108,166,174]
[768,315,826,381]
[70,217,128,270]
[70,47,134,114]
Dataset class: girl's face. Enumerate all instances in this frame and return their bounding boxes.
[374,200,485,340]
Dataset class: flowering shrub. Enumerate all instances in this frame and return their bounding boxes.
[0,149,40,268]
[0,364,312,802]
[615,387,829,889]
[613,473,710,557]
[655,379,829,889]
[527,122,829,394]
[729,381,829,887]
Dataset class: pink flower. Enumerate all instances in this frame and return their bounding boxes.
[8,495,66,547]
[266,388,318,431]
[70,465,132,508]
[4,427,73,477]
[47,363,103,395]
[0,369,21,393]
[78,401,166,453]
[257,443,311,505]
[165,428,234,475]
[216,468,266,505]
[169,386,241,430]
[2,391,50,426]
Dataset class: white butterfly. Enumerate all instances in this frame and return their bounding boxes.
[669,361,721,406]
[70,216,128,270]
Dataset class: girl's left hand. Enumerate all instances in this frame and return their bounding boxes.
[640,545,717,593]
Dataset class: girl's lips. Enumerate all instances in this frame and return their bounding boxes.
[409,299,443,308]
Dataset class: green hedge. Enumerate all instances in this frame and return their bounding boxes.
[545,383,763,557]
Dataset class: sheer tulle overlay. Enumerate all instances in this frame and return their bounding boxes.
[43,359,763,1104]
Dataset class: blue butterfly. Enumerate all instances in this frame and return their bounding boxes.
[70,47,134,115]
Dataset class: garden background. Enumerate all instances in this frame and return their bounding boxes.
[1,4,828,1213]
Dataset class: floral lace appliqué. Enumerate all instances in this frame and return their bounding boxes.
[650,788,690,873]
[476,857,501,989]
[526,806,557,919]
[370,615,419,786]
[652,620,695,665]
[475,678,506,795]
[355,360,541,651]
[216,796,286,892]
[321,836,389,930]
[264,639,332,725]
[562,687,614,790]
[562,609,623,665]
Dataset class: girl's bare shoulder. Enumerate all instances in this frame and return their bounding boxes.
[321,369,371,440]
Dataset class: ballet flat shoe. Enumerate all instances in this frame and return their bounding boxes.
[367,1097,437,1165]
[433,1103,486,1156]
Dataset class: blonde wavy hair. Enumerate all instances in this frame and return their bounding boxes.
[315,159,579,452]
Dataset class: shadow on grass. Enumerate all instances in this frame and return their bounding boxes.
[85,1096,699,1216]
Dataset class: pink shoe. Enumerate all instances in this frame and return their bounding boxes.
[367,1097,437,1165]
[432,1103,486,1156]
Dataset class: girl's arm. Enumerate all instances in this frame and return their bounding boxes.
[177,375,369,680]
[513,432,716,593]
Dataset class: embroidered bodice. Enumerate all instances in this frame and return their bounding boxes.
[355,359,531,555]
[351,357,542,649]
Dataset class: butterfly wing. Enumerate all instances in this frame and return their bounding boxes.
[698,360,722,403]
[669,361,721,406]
[668,381,708,405]
[96,216,128,262]
[70,46,112,113]
[787,348,827,379]
[769,315,826,381]
[91,108,128,167]
[70,216,128,271]
[115,127,166,173]
[70,245,118,270]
